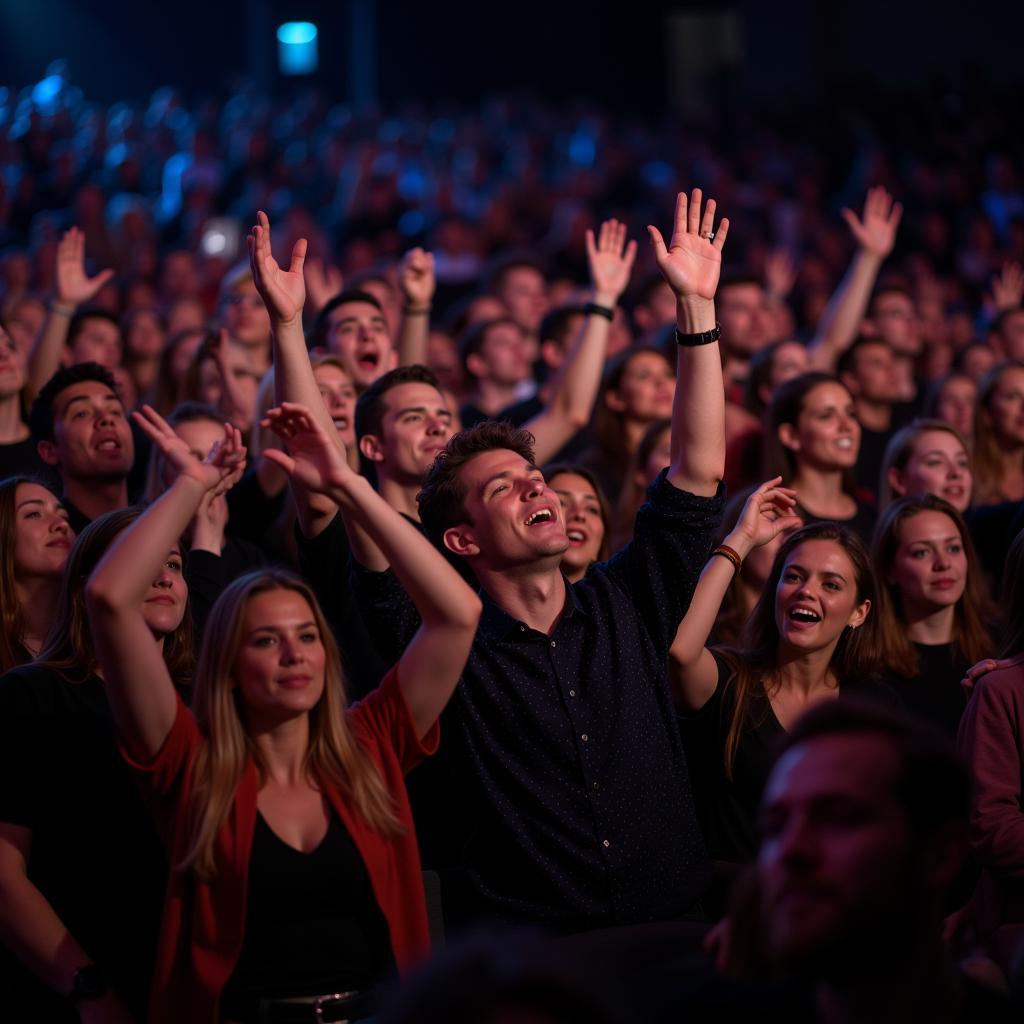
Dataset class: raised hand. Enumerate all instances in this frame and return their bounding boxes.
[841,187,903,260]
[133,404,246,492]
[261,402,352,494]
[247,210,306,325]
[989,262,1024,313]
[764,248,797,300]
[399,247,436,309]
[586,218,638,305]
[304,258,344,316]
[56,226,114,307]
[647,189,729,301]
[725,477,801,555]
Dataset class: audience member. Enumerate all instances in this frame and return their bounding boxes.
[879,419,973,512]
[925,372,977,442]
[973,363,1024,505]
[545,463,611,583]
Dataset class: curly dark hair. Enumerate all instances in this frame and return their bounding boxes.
[28,362,120,443]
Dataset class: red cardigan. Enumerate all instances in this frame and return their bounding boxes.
[125,668,438,1024]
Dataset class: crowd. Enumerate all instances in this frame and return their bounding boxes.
[1,68,1024,1022]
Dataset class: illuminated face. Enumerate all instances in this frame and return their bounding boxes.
[888,510,967,616]
[847,343,902,404]
[871,292,921,356]
[313,363,357,450]
[69,315,122,369]
[469,322,532,388]
[232,589,327,724]
[324,300,394,390]
[221,280,272,349]
[781,383,860,472]
[497,266,548,335]
[718,282,767,357]
[933,377,976,439]
[607,352,675,424]
[757,735,918,974]
[13,482,73,579]
[141,546,188,637]
[985,366,1024,447]
[889,431,972,512]
[774,540,870,655]
[448,449,569,569]
[549,472,605,578]
[40,380,134,482]
[126,309,165,360]
[363,381,453,483]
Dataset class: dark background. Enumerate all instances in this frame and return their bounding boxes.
[2,0,1022,108]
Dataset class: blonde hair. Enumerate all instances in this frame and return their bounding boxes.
[181,570,402,880]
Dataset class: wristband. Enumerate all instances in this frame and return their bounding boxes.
[710,544,742,574]
[583,302,615,321]
[675,323,721,347]
[402,304,432,316]
[49,301,76,317]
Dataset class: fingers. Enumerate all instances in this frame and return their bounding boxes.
[584,228,597,264]
[712,217,730,252]
[261,448,296,476]
[288,237,307,275]
[672,191,688,241]
[687,188,702,235]
[647,225,668,264]
[840,208,860,233]
[622,238,638,272]
[888,201,904,230]
[699,198,717,240]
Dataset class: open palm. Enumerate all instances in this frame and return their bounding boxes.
[247,210,306,323]
[261,403,351,494]
[648,189,729,301]
[586,218,637,301]
[56,226,114,305]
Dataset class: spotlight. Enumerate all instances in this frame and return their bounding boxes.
[277,22,318,76]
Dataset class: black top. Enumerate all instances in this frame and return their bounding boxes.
[0,664,166,1019]
[0,436,60,489]
[220,811,391,1006]
[682,653,899,865]
[794,498,877,545]
[354,470,724,932]
[183,536,268,646]
[853,424,895,503]
[879,641,970,740]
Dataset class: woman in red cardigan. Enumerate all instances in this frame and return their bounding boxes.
[85,403,482,1024]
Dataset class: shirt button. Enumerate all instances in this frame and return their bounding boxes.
[592,781,599,791]
[569,689,576,697]
[550,640,556,648]
[602,839,611,848]
[520,625,526,631]
[581,733,588,742]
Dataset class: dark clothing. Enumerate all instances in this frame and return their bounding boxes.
[183,536,268,645]
[0,435,59,488]
[226,467,289,549]
[354,470,724,931]
[795,497,876,545]
[853,424,894,502]
[60,495,93,536]
[0,664,166,1020]
[966,500,1024,596]
[220,812,391,1006]
[880,642,970,740]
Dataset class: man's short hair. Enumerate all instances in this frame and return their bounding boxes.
[539,305,586,350]
[354,364,442,443]
[836,335,889,378]
[718,269,763,293]
[67,307,120,349]
[457,317,520,379]
[310,288,386,350]
[29,362,120,443]
[778,698,969,836]
[417,420,536,544]
[487,253,546,293]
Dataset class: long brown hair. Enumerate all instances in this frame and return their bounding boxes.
[973,362,1024,505]
[181,571,403,880]
[877,418,972,510]
[37,507,194,683]
[871,495,992,677]
[0,476,55,672]
[610,417,670,552]
[714,522,880,778]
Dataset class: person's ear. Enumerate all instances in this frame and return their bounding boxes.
[847,599,870,630]
[604,388,626,414]
[443,524,480,558]
[777,423,800,453]
[887,465,906,497]
[359,434,386,464]
[465,353,487,380]
[839,370,859,397]
[36,439,60,467]
[540,339,563,372]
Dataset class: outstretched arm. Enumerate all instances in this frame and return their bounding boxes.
[807,187,902,371]
[648,188,729,496]
[669,479,799,709]
[28,227,114,395]
[85,408,246,760]
[263,403,481,738]
[396,247,436,367]
[527,218,637,464]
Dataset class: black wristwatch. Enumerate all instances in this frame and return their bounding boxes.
[70,964,109,1003]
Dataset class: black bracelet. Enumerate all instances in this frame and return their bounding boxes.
[675,323,721,347]
[583,302,615,322]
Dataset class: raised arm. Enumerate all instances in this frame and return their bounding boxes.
[395,247,436,367]
[28,227,114,395]
[85,408,245,760]
[527,218,637,464]
[668,479,799,709]
[648,189,728,496]
[263,403,481,738]
[807,187,902,371]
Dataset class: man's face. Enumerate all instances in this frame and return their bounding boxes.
[324,300,395,390]
[846,343,902,404]
[39,380,134,482]
[362,381,453,483]
[756,734,918,977]
[497,266,548,335]
[470,322,533,389]
[871,292,921,356]
[998,309,1024,362]
[68,316,122,369]
[717,282,768,358]
[446,448,569,569]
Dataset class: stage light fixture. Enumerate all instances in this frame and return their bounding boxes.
[277,22,318,75]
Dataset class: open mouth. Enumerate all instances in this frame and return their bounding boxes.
[788,606,821,624]
[834,437,853,450]
[95,438,122,452]
[566,528,587,545]
[332,415,350,432]
[524,508,554,526]
[356,350,380,370]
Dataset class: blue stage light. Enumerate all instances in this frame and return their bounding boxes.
[277,22,318,75]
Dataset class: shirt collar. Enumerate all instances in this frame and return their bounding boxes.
[478,575,590,641]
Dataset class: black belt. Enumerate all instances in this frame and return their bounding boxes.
[221,989,373,1023]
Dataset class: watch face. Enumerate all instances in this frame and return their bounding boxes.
[73,965,109,1000]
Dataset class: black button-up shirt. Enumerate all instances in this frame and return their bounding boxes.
[353,470,724,931]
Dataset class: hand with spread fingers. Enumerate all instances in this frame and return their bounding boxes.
[989,262,1024,314]
[56,226,114,307]
[586,218,638,306]
[841,186,903,261]
[247,210,306,326]
[725,477,802,558]
[647,188,730,301]
[261,402,353,494]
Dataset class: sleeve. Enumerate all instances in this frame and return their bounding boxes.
[349,561,422,668]
[0,678,40,828]
[225,466,287,543]
[597,469,725,661]
[119,698,201,849]
[184,548,226,647]
[347,666,441,775]
[958,671,1024,878]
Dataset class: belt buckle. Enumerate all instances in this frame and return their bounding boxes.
[313,992,351,1023]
